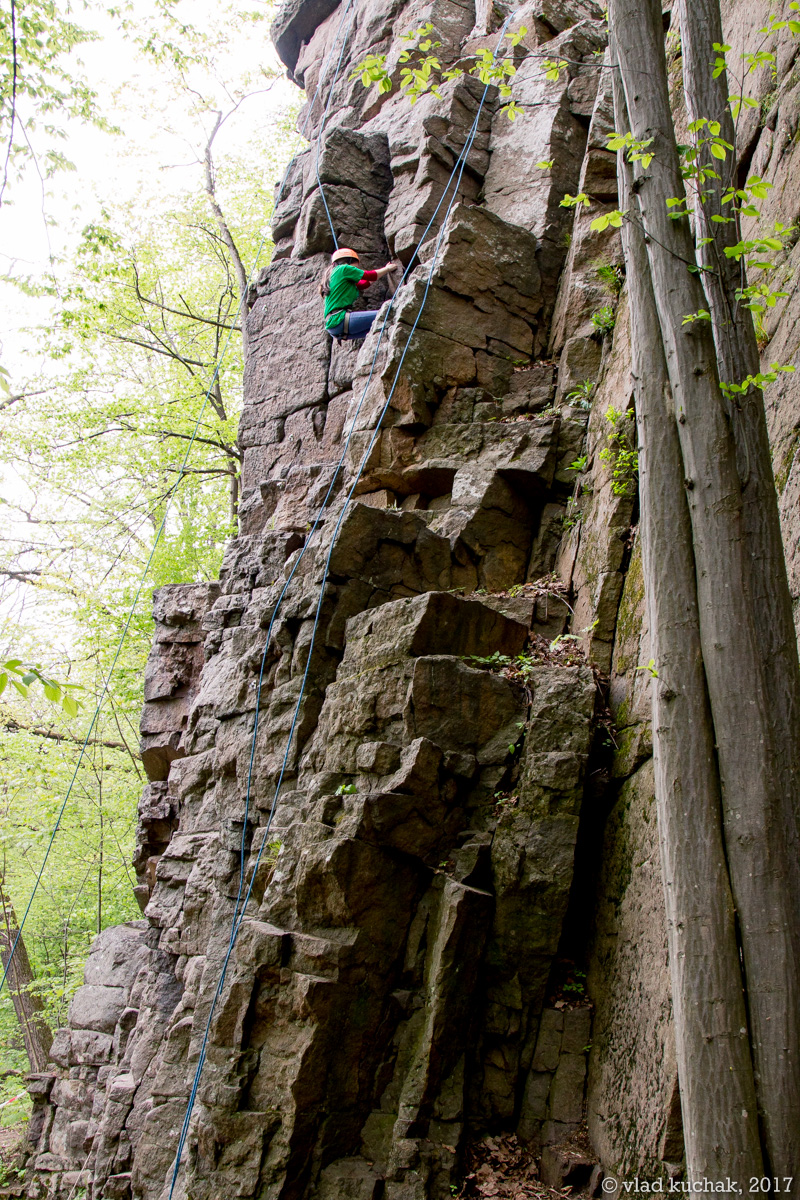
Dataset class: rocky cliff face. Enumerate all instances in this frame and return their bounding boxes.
[22,0,800,1197]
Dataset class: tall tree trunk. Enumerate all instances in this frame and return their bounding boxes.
[0,881,52,1073]
[609,0,800,1178]
[205,115,250,362]
[611,48,764,1183]
[677,0,800,962]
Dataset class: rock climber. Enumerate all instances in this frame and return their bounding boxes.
[320,247,399,340]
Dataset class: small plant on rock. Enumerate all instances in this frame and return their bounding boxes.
[563,969,587,995]
[593,259,624,296]
[561,496,582,531]
[564,379,594,408]
[599,406,638,496]
[590,304,616,337]
[265,839,283,868]
[463,651,512,670]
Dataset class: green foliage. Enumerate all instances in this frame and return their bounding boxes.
[590,208,624,233]
[264,838,282,866]
[606,129,654,169]
[541,57,567,81]
[593,261,623,296]
[564,379,595,408]
[562,495,581,530]
[349,23,528,118]
[355,52,393,93]
[681,309,712,325]
[590,304,616,336]
[760,4,800,36]
[0,0,296,1095]
[567,455,588,473]
[560,191,589,209]
[0,711,142,1062]
[463,650,511,670]
[335,783,357,795]
[0,0,108,201]
[636,659,659,678]
[719,362,795,398]
[563,968,586,995]
[598,406,638,496]
[0,660,81,715]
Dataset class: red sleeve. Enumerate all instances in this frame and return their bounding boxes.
[356,269,378,290]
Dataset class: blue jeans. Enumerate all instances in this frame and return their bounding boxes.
[328,309,380,340]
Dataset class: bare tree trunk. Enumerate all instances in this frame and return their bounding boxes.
[0,880,52,1073]
[611,49,764,1183]
[97,776,103,935]
[609,0,800,1177]
[227,457,239,527]
[204,114,250,361]
[208,378,241,534]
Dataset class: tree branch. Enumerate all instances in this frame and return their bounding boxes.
[2,716,129,752]
[204,110,250,356]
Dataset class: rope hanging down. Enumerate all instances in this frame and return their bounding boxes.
[165,14,517,1197]
[312,0,360,247]
[0,0,359,1006]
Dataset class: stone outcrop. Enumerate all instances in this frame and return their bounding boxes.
[23,0,800,1196]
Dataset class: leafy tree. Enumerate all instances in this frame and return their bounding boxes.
[0,0,105,206]
[0,0,298,1114]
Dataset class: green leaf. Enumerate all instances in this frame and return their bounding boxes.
[682,309,711,325]
[560,192,589,209]
[62,694,80,717]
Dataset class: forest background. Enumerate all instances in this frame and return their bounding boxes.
[0,0,296,1133]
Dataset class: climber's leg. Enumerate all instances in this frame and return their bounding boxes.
[344,309,380,338]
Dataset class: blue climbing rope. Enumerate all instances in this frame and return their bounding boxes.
[165,13,518,1196]
[312,0,360,247]
[0,0,359,1007]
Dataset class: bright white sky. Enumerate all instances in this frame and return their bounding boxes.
[0,0,301,382]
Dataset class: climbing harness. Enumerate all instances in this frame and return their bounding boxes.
[0,0,359,1005]
[165,12,518,1197]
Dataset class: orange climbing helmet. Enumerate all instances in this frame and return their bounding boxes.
[331,247,359,263]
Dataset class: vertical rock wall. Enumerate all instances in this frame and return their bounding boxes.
[23,0,800,1197]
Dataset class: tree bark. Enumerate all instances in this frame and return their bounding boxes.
[611,50,764,1183]
[677,0,800,934]
[0,881,52,1073]
[609,0,800,1178]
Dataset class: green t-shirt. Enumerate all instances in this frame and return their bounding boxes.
[324,263,365,330]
